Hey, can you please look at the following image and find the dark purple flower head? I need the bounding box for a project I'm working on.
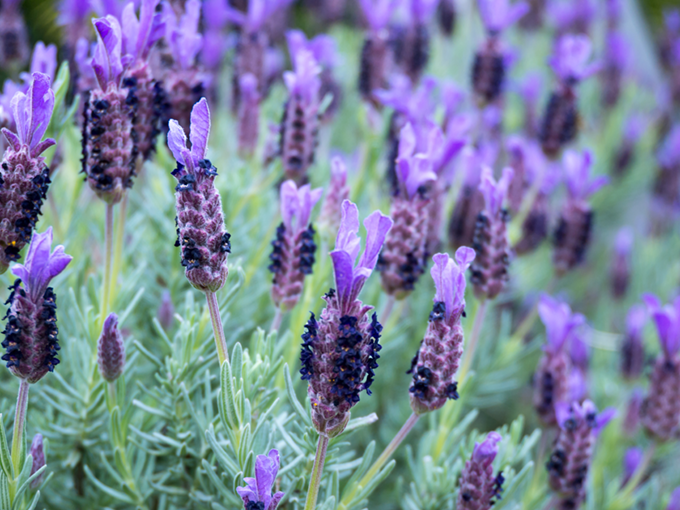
[236,449,284,510]
[121,0,165,64]
[280,181,323,234]
[431,248,475,323]
[623,447,643,485]
[29,433,46,489]
[549,34,600,84]
[569,333,589,370]
[358,0,395,31]
[287,30,337,69]
[2,73,55,158]
[622,114,646,144]
[669,488,680,510]
[165,0,202,70]
[642,294,680,360]
[538,294,585,354]
[472,431,502,464]
[562,149,608,201]
[478,0,529,34]
[657,125,680,169]
[91,16,127,89]
[605,31,629,70]
[395,123,438,198]
[331,200,392,313]
[478,166,513,217]
[224,0,293,33]
[98,313,126,382]
[11,228,72,301]
[555,400,616,434]
[626,304,647,339]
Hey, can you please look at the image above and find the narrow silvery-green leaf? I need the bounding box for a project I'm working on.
[0,472,10,510]
[205,426,239,475]
[12,464,45,510]
[84,466,135,503]
[284,364,312,427]
[220,361,239,430]
[231,342,243,384]
[0,416,13,479]
[352,460,396,504]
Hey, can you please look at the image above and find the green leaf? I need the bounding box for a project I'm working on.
[492,461,534,510]
[231,342,243,384]
[24,491,41,510]
[83,465,135,504]
[205,425,239,475]
[341,441,375,500]
[284,364,312,427]
[0,473,10,510]
[352,460,396,504]
[219,360,239,430]
[0,416,13,479]
[12,464,45,510]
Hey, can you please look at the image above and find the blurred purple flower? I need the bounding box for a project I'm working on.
[478,0,529,33]
[549,34,600,83]
[642,294,680,359]
[562,149,608,201]
[236,449,284,510]
[622,447,644,486]
[538,294,585,354]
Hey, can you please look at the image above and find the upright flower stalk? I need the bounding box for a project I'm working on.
[394,0,439,83]
[1,229,71,492]
[620,305,646,380]
[539,35,599,158]
[300,200,392,509]
[552,150,607,275]
[0,73,56,273]
[168,98,231,364]
[269,180,322,316]
[379,123,437,299]
[640,295,680,441]
[546,401,615,509]
[610,227,633,299]
[317,157,350,237]
[357,0,394,106]
[532,294,585,425]
[0,0,29,69]
[472,0,528,105]
[457,432,505,510]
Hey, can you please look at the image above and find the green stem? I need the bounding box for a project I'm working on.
[109,194,128,308]
[338,413,420,510]
[205,291,229,365]
[458,299,488,383]
[9,380,29,499]
[100,203,115,330]
[271,307,283,332]
[304,433,330,510]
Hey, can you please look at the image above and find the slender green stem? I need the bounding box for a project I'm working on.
[9,380,29,498]
[458,299,488,383]
[338,413,420,510]
[109,193,128,307]
[304,433,330,510]
[205,291,229,365]
[271,307,283,332]
[381,295,396,325]
[100,203,115,330]
[106,381,117,413]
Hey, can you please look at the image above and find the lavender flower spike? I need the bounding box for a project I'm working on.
[622,447,644,487]
[236,449,284,510]
[357,0,394,105]
[621,304,646,380]
[98,313,126,382]
[300,200,392,435]
[539,35,599,157]
[408,248,475,414]
[280,48,322,184]
[318,156,350,236]
[0,0,30,68]
[26,42,58,83]
[379,123,437,298]
[669,488,680,510]
[237,74,260,157]
[533,294,585,425]
[469,166,513,300]
[81,16,137,204]
[169,98,231,293]
[478,0,529,34]
[547,400,616,509]
[2,228,72,383]
[269,180,323,311]
[640,294,680,441]
[457,431,505,509]
[1,73,56,273]
[610,227,633,299]
[553,149,607,275]
[29,433,46,489]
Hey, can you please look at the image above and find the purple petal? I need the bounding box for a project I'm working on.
[26,73,55,150]
[270,491,284,510]
[623,447,644,482]
[29,42,58,82]
[279,180,299,231]
[594,407,617,434]
[254,450,279,503]
[668,487,680,510]
[331,250,355,310]
[472,431,502,463]
[92,16,124,87]
[189,98,210,162]
[642,293,662,311]
[136,0,162,61]
[31,138,56,158]
[554,401,572,429]
[2,128,21,151]
[236,478,258,504]
[398,123,417,160]
[167,119,188,165]
[121,2,140,58]
[298,186,323,228]
[430,253,454,313]
[357,210,393,274]
[335,200,361,262]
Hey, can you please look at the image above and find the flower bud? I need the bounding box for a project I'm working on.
[610,228,633,300]
[237,74,261,158]
[29,433,45,489]
[318,157,349,236]
[0,0,29,68]
[98,313,125,382]
[620,305,646,380]
[622,388,643,437]
[157,290,175,331]
[622,447,643,487]
[457,432,504,510]
[357,0,392,106]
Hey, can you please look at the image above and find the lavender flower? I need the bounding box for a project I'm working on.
[1,228,72,383]
[622,447,643,487]
[620,305,646,380]
[0,0,29,68]
[469,166,513,300]
[553,150,607,275]
[457,431,505,510]
[408,248,475,414]
[519,0,545,30]
[379,123,437,298]
[236,449,284,510]
[392,0,439,83]
[29,433,46,489]
[651,125,680,231]
[25,42,58,84]
[269,181,322,311]
[163,0,208,136]
[57,0,92,51]
[157,289,174,331]
[506,136,544,214]
[300,200,392,435]
[279,49,321,184]
[640,295,680,441]
[437,0,457,36]
[613,115,646,177]
[201,0,230,71]
[601,31,629,108]
[610,228,633,299]
[449,148,486,251]
[168,98,231,293]
[357,0,394,105]
[622,388,643,437]
[471,0,528,105]
[539,35,599,157]
[98,313,126,382]
[517,73,543,137]
[318,156,350,237]
[237,74,261,158]
[0,73,56,273]
[81,16,137,204]
[668,488,680,510]
[533,294,585,425]
[549,0,596,37]
[546,401,615,509]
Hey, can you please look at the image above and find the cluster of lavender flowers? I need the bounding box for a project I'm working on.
[2,0,680,509]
